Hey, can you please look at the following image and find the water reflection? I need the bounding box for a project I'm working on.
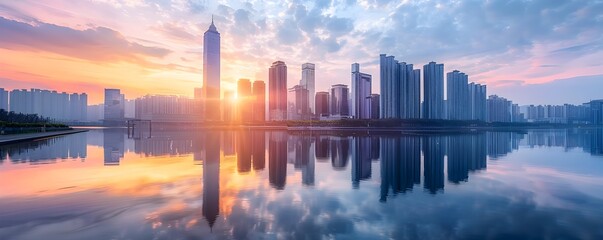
[1,128,602,239]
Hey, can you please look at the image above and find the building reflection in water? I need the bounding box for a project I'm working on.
[252,131,266,170]
[352,137,372,188]
[315,136,330,162]
[269,132,287,190]
[237,131,252,173]
[447,134,487,183]
[202,131,220,230]
[288,135,315,186]
[380,136,421,202]
[103,128,124,166]
[1,131,87,164]
[423,136,445,194]
[331,136,350,170]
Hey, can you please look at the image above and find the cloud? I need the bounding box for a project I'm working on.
[0,16,171,62]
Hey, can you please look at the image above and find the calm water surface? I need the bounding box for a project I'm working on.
[0,128,602,239]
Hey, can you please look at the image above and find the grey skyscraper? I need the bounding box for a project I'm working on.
[203,17,221,121]
[104,89,125,124]
[300,63,315,114]
[0,88,8,111]
[379,54,420,119]
[351,63,372,119]
[269,61,287,121]
[370,94,380,119]
[487,95,512,122]
[423,62,445,119]
[330,84,349,118]
[469,83,487,121]
[447,70,469,120]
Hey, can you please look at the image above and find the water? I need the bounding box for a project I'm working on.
[0,128,602,239]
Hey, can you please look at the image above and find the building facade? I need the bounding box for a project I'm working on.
[423,61,445,119]
[330,84,350,118]
[351,63,372,119]
[269,61,287,121]
[203,18,221,121]
[300,63,315,115]
[8,88,87,122]
[287,85,310,120]
[315,91,330,118]
[0,88,7,111]
[446,70,470,120]
[252,80,266,122]
[237,79,252,122]
[134,95,202,122]
[379,54,420,119]
[104,88,125,123]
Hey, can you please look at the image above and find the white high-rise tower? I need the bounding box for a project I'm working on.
[203,16,221,121]
[300,63,315,114]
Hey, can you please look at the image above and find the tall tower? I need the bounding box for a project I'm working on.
[203,16,221,121]
[269,61,287,121]
[300,63,315,114]
[423,62,444,119]
[351,63,372,119]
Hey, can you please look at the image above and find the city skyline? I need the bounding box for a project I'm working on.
[1,1,602,105]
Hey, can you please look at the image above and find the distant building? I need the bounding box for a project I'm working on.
[87,104,104,122]
[8,88,87,122]
[134,95,202,122]
[0,88,8,111]
[237,79,252,122]
[252,80,266,122]
[351,63,372,119]
[446,70,469,120]
[330,84,349,118]
[315,91,330,118]
[370,94,380,119]
[468,83,487,121]
[223,91,235,122]
[587,100,603,125]
[379,54,420,119]
[104,88,125,124]
[300,63,315,115]
[423,61,445,119]
[203,17,221,122]
[487,95,511,122]
[287,85,310,120]
[269,61,287,121]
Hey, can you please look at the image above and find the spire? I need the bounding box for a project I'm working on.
[208,15,217,32]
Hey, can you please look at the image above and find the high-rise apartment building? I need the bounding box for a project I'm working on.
[269,61,287,121]
[0,88,8,111]
[351,63,372,119]
[379,54,420,119]
[423,61,445,119]
[370,94,380,119]
[447,70,470,120]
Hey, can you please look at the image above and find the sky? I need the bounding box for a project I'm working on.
[0,0,602,105]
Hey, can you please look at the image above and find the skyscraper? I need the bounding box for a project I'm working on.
[315,91,330,118]
[0,88,8,111]
[104,89,125,125]
[487,95,512,122]
[330,84,349,118]
[447,70,469,120]
[269,61,287,121]
[287,85,310,120]
[237,78,252,122]
[300,63,315,115]
[423,61,445,119]
[370,94,380,119]
[203,17,221,121]
[469,83,487,121]
[351,63,372,119]
[379,54,420,119]
[252,80,266,122]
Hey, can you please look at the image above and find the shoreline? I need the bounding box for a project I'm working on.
[0,129,89,145]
